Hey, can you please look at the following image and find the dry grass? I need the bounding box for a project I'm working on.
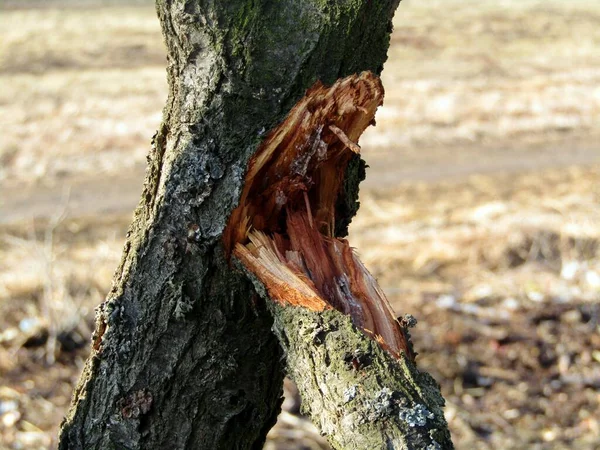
[0,215,124,355]
[352,165,600,304]
[0,215,125,448]
[0,5,166,186]
[364,0,600,151]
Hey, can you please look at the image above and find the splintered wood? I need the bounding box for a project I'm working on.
[225,72,413,360]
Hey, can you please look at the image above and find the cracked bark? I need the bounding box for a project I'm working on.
[59,0,452,449]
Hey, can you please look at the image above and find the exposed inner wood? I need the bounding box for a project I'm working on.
[225,72,413,360]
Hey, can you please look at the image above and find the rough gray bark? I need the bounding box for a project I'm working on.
[269,305,452,449]
[59,0,452,449]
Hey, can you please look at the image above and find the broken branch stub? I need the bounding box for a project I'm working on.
[225,72,414,360]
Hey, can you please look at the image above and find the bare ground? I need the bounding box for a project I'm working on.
[1,1,599,449]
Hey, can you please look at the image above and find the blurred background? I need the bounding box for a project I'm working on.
[1,0,599,448]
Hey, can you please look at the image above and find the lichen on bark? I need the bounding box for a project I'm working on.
[271,306,453,450]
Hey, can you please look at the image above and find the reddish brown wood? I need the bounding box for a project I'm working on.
[225,72,414,360]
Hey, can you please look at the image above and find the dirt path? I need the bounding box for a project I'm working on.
[2,137,598,225]
[362,137,600,184]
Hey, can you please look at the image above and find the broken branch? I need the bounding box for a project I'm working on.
[225,72,413,360]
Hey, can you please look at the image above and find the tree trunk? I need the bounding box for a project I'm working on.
[59,1,452,449]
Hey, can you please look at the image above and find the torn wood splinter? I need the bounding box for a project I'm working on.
[224,72,414,360]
